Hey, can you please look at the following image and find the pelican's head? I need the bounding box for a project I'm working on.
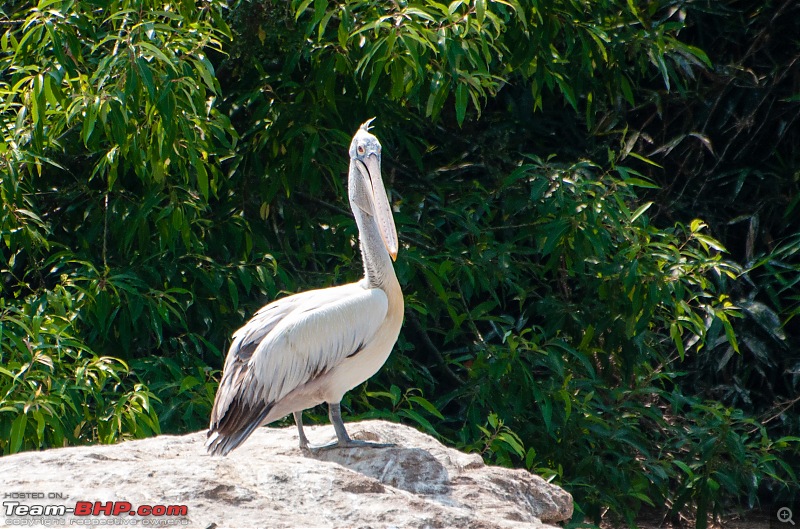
[348,118,398,261]
[349,118,381,159]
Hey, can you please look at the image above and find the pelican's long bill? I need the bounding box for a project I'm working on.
[359,154,398,261]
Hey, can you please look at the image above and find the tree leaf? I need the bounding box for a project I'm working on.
[10,413,27,454]
[455,82,468,126]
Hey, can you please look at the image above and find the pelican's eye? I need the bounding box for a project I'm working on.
[357,145,365,155]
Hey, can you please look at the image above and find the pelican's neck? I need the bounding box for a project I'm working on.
[347,162,397,290]
[353,205,397,290]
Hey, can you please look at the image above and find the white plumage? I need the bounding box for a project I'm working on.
[206,120,403,455]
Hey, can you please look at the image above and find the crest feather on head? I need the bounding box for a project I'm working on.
[359,118,376,132]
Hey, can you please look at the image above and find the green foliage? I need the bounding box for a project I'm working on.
[0,286,159,454]
[1,0,798,527]
[289,0,710,124]
[663,402,799,529]
[130,356,218,432]
[352,384,446,438]
[2,0,233,185]
[0,0,249,441]
[371,139,794,524]
[598,4,800,518]
[464,412,526,469]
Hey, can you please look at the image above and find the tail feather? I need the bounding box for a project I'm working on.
[206,400,271,456]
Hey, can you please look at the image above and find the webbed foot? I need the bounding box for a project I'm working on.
[305,439,395,453]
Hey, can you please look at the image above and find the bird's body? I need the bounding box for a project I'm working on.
[206,120,402,456]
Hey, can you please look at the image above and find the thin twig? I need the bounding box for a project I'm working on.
[407,312,465,386]
[757,394,800,431]
[295,191,351,218]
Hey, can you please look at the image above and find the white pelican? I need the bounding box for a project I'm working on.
[206,119,403,455]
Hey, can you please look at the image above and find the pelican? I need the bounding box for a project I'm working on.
[206,119,403,456]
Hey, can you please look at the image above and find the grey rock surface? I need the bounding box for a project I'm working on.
[0,420,572,528]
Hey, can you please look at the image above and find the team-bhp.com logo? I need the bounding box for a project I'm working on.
[4,497,189,526]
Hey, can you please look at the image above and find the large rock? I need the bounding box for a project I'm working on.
[0,420,573,528]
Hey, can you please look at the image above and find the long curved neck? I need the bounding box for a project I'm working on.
[348,163,398,291]
[353,205,397,290]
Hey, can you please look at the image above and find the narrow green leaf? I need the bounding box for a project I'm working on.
[137,41,174,68]
[34,410,45,445]
[294,0,314,20]
[670,323,685,360]
[498,432,525,457]
[475,0,485,23]
[337,17,348,48]
[448,0,464,16]
[398,409,438,436]
[179,376,200,393]
[83,100,97,147]
[540,397,552,432]
[619,75,635,105]
[10,413,27,454]
[1,28,9,51]
[673,460,694,477]
[227,278,239,311]
[192,56,218,93]
[694,234,727,252]
[622,177,660,189]
[630,201,653,223]
[196,162,209,201]
[655,52,670,91]
[312,0,327,27]
[525,447,537,469]
[408,396,445,419]
[554,75,578,111]
[719,313,740,354]
[136,57,156,99]
[626,152,663,168]
[455,82,468,126]
[366,59,384,102]
[682,43,712,68]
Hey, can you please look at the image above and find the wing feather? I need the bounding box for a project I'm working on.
[252,285,387,403]
[206,283,388,455]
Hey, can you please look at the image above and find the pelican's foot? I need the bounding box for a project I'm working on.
[299,402,396,453]
[304,439,396,453]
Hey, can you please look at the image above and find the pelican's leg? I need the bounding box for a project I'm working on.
[307,402,395,452]
[329,402,354,444]
[294,411,310,450]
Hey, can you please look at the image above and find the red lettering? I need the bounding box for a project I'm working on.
[74,501,188,518]
[166,505,188,516]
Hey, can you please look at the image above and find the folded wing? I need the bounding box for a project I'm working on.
[206,283,388,454]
